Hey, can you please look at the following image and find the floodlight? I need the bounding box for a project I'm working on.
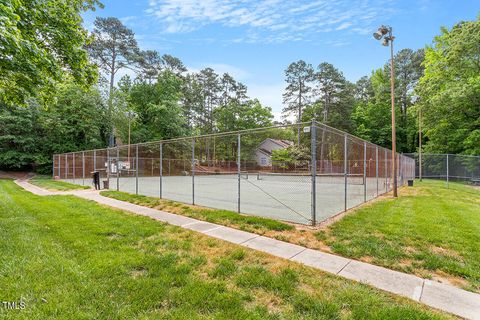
[373,31,383,40]
[382,38,389,46]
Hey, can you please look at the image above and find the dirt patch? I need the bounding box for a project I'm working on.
[431,271,469,289]
[0,171,32,179]
[430,245,463,260]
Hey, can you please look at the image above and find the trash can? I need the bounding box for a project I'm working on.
[92,171,100,190]
[103,180,109,190]
[407,180,414,187]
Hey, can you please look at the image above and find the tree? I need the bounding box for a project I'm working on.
[282,60,315,145]
[416,18,480,154]
[137,50,163,83]
[161,54,187,76]
[196,68,221,133]
[352,68,405,150]
[0,82,109,172]
[214,99,273,132]
[126,70,187,142]
[88,17,140,146]
[310,62,354,131]
[0,0,101,105]
[88,17,139,97]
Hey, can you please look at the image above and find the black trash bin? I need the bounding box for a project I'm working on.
[103,180,109,189]
[407,180,414,187]
[92,171,100,190]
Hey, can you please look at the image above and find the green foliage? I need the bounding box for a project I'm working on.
[124,70,187,143]
[271,145,310,169]
[416,17,480,154]
[0,82,109,172]
[282,60,315,122]
[214,99,273,132]
[0,0,101,105]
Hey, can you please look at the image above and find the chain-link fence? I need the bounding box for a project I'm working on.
[405,153,480,186]
[53,122,415,225]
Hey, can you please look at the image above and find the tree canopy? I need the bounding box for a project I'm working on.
[0,0,101,105]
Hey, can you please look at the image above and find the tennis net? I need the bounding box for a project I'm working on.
[256,172,365,185]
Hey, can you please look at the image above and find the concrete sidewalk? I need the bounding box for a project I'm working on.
[15,180,480,320]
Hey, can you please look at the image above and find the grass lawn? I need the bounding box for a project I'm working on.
[29,176,90,191]
[318,180,480,293]
[101,190,294,232]
[0,179,450,319]
[100,180,480,293]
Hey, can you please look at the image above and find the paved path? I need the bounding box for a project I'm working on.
[15,180,480,320]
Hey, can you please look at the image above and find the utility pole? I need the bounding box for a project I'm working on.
[373,25,397,197]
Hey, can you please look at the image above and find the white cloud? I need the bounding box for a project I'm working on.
[336,22,352,31]
[187,63,250,80]
[146,0,394,43]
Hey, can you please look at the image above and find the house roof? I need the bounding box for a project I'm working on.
[257,148,272,156]
[270,139,294,148]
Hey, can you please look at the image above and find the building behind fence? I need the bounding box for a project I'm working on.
[53,122,415,225]
[405,153,480,186]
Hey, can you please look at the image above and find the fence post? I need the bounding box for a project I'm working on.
[82,151,85,186]
[73,153,76,184]
[58,155,61,178]
[93,149,97,174]
[116,147,119,191]
[52,155,54,178]
[135,145,139,195]
[237,134,241,213]
[384,149,388,192]
[375,146,379,196]
[311,122,317,225]
[65,154,68,180]
[446,154,449,188]
[192,139,195,205]
[159,143,163,198]
[106,149,110,188]
[363,141,367,202]
[344,134,348,211]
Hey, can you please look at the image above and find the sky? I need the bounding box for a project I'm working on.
[83,0,479,120]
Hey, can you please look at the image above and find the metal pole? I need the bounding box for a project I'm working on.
[446,154,449,188]
[237,134,241,213]
[58,155,61,178]
[116,147,119,191]
[135,145,139,195]
[106,149,110,188]
[73,153,76,184]
[93,149,97,174]
[389,29,398,197]
[82,151,85,186]
[65,154,68,180]
[363,142,367,202]
[385,149,388,192]
[311,123,317,225]
[419,105,422,181]
[159,143,163,198]
[192,139,195,205]
[344,134,348,211]
[52,155,54,178]
[376,146,379,196]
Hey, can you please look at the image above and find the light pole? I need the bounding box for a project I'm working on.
[373,25,397,197]
[418,105,422,182]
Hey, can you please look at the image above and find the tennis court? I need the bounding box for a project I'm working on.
[56,122,414,225]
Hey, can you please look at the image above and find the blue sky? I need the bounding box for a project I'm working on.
[83,0,479,119]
